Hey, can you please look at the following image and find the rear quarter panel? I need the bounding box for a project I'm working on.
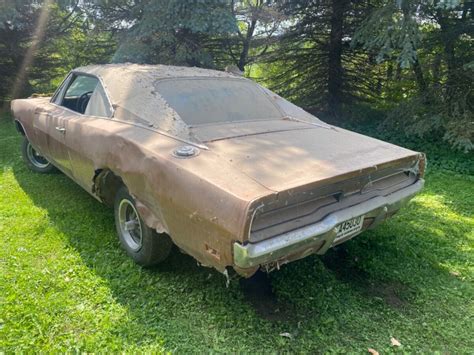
[64,117,271,272]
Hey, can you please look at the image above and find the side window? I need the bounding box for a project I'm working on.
[51,74,71,105]
[59,74,99,114]
[83,83,113,117]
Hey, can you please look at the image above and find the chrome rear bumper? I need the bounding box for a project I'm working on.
[233,179,424,269]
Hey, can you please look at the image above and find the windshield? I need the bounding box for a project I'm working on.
[155,78,284,126]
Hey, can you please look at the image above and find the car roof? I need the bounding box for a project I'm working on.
[69,64,247,143]
[68,64,327,147]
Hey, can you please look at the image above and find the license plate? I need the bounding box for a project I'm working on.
[335,215,364,238]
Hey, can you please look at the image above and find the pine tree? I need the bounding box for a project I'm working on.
[261,0,374,118]
[94,0,237,68]
[353,0,473,151]
[214,0,286,71]
[0,1,114,106]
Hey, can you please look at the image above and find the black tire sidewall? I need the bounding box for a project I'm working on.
[21,138,55,173]
[114,186,172,266]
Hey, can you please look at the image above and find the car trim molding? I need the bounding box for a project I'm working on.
[47,102,209,150]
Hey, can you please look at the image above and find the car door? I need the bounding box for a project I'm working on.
[60,74,114,192]
[32,108,53,159]
[49,74,100,177]
[29,75,72,161]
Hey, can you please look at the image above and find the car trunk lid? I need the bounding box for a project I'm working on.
[206,123,421,193]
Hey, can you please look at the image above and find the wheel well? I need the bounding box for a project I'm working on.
[92,169,124,207]
[15,120,26,136]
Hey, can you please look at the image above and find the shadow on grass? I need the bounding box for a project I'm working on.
[11,159,471,349]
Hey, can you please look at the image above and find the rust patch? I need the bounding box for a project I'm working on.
[205,243,221,260]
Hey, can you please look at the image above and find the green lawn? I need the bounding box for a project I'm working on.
[1,117,473,353]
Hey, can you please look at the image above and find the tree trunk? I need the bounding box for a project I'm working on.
[412,56,427,93]
[432,54,442,88]
[437,9,458,102]
[327,0,348,117]
[237,18,257,72]
[395,62,402,81]
[442,30,456,101]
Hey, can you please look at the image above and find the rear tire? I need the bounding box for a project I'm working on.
[21,138,55,173]
[114,186,172,266]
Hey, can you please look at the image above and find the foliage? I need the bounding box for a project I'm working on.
[0,0,472,150]
[92,0,237,67]
[383,85,474,153]
[215,0,286,71]
[258,0,384,117]
[352,0,473,151]
[0,1,55,102]
[339,113,474,175]
[0,0,115,104]
[1,117,473,352]
[352,2,422,69]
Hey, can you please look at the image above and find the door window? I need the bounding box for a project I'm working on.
[59,75,99,114]
[55,74,112,117]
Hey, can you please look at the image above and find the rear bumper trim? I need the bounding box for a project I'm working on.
[233,179,424,269]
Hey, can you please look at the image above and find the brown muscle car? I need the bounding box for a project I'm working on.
[11,64,425,277]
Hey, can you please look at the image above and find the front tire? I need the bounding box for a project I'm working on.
[21,138,55,173]
[114,186,172,266]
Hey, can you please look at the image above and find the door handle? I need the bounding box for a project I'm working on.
[55,126,66,133]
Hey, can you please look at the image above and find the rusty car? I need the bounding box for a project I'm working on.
[11,64,425,277]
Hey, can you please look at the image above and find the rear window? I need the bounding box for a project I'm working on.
[155,78,283,125]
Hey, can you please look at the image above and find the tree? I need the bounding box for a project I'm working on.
[93,0,238,68]
[0,0,55,104]
[259,0,374,118]
[353,0,473,151]
[217,0,286,72]
[0,0,114,108]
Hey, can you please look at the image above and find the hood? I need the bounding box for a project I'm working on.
[207,125,420,192]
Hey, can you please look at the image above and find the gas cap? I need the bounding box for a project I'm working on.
[173,145,199,158]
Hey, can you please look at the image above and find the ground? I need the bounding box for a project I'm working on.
[0,117,473,353]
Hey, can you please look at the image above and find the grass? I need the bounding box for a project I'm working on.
[0,116,473,353]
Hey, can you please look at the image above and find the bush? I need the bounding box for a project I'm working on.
[341,120,474,176]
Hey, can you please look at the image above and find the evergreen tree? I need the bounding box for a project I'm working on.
[261,0,374,118]
[215,0,286,71]
[353,0,473,151]
[94,0,237,68]
[0,0,114,106]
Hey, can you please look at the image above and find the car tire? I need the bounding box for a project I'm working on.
[114,186,172,266]
[21,137,55,173]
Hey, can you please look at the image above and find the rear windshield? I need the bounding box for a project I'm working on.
[155,78,283,125]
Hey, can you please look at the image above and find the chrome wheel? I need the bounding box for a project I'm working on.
[26,142,50,169]
[118,199,143,252]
